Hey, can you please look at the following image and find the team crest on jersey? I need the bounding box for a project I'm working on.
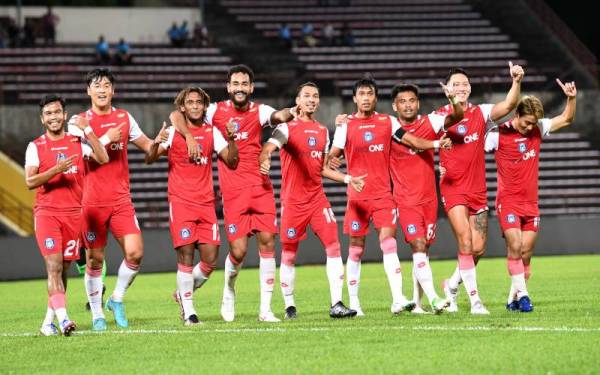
[518,143,527,153]
[45,237,55,249]
[407,224,417,235]
[56,152,67,162]
[351,221,360,232]
[363,132,373,142]
[307,137,317,148]
[457,125,467,135]
[507,214,516,224]
[287,228,296,239]
[231,121,241,132]
[228,224,237,234]
[86,231,96,242]
[180,228,191,239]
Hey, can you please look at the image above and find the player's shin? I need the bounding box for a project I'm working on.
[412,252,439,304]
[193,262,215,290]
[259,248,276,314]
[85,266,105,320]
[224,253,242,290]
[346,245,364,309]
[177,263,195,319]
[43,299,56,326]
[458,253,481,306]
[111,260,140,302]
[381,237,405,304]
[325,242,344,305]
[507,257,528,299]
[49,291,69,323]
[280,242,298,308]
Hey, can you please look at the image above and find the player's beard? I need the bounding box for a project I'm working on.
[45,121,65,136]
[230,90,250,108]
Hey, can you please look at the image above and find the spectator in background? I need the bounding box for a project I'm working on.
[322,22,335,46]
[41,6,59,46]
[193,22,210,47]
[6,18,20,47]
[279,23,292,48]
[114,38,132,65]
[342,22,355,47]
[168,22,179,46]
[302,22,317,47]
[178,21,189,47]
[95,35,110,64]
[23,19,36,47]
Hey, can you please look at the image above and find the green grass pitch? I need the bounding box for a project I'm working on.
[1,255,599,374]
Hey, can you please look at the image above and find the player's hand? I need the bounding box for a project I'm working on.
[439,165,446,177]
[334,114,349,127]
[154,122,169,144]
[440,81,457,102]
[327,155,343,170]
[54,154,78,173]
[259,154,271,175]
[556,78,577,97]
[105,123,124,143]
[225,119,236,140]
[509,61,524,83]
[185,133,199,159]
[70,115,90,131]
[290,105,299,119]
[439,133,452,150]
[350,173,367,193]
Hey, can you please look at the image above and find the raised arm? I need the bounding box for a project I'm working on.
[145,122,169,164]
[490,61,525,121]
[549,79,577,132]
[218,120,239,169]
[70,115,108,164]
[269,106,297,125]
[439,82,464,130]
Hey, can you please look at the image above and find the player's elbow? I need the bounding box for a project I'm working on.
[25,179,37,190]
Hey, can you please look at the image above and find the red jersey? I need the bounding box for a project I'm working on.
[268,118,329,204]
[205,100,276,194]
[436,103,493,195]
[332,113,400,200]
[485,118,551,207]
[391,113,445,206]
[161,125,228,205]
[69,108,144,207]
[25,133,91,215]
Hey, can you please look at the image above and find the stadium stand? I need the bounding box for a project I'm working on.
[0,45,267,103]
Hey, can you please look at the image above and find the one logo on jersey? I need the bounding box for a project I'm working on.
[287,228,296,239]
[522,149,537,161]
[507,214,517,224]
[307,137,317,148]
[457,125,467,135]
[518,143,527,153]
[363,131,373,142]
[228,224,237,234]
[45,238,55,249]
[407,224,417,235]
[180,228,191,239]
[351,221,360,232]
[110,142,125,151]
[86,231,96,242]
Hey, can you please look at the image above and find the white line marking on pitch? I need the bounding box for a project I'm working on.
[2,325,600,338]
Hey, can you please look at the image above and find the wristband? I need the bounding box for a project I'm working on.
[344,174,352,184]
[99,135,111,146]
[433,140,440,150]
[84,126,93,136]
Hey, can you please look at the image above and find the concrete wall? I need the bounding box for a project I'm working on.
[0,6,200,43]
[1,216,598,281]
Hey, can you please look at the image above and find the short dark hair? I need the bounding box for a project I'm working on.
[391,83,419,100]
[39,94,66,114]
[86,68,115,86]
[296,81,319,96]
[227,64,254,83]
[444,67,469,84]
[352,75,378,96]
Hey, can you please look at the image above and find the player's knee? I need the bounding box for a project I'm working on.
[348,245,364,261]
[379,236,397,254]
[410,238,427,253]
[258,247,275,259]
[46,260,63,276]
[325,242,341,258]
[458,234,473,254]
[126,250,143,265]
